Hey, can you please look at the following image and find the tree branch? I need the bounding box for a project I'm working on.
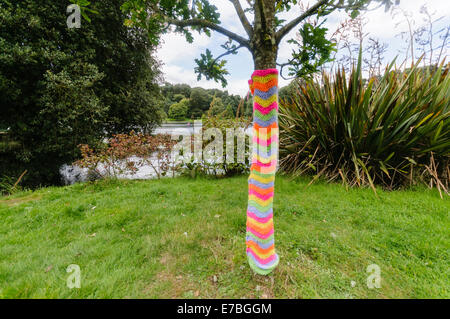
[275,0,330,44]
[212,45,244,69]
[166,17,251,49]
[229,0,253,38]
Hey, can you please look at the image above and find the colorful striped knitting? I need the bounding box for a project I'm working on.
[246,68,279,275]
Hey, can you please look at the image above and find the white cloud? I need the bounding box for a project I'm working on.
[157,0,450,95]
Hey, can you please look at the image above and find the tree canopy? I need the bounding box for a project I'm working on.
[0,0,161,186]
[121,0,398,85]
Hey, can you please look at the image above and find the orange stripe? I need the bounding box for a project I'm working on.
[247,219,273,234]
[251,163,277,173]
[249,184,274,195]
[251,79,278,92]
[246,240,275,255]
[254,122,278,131]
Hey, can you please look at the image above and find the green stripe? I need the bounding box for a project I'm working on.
[248,200,273,212]
[246,231,274,244]
[247,255,279,275]
[254,109,277,121]
[251,170,276,179]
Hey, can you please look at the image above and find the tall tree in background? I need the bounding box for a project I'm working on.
[120,0,396,275]
[0,0,161,186]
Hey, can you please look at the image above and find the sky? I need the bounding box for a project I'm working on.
[156,0,450,96]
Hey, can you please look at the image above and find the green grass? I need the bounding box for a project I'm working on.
[0,176,448,298]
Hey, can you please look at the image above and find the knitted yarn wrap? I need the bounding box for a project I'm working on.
[246,68,279,275]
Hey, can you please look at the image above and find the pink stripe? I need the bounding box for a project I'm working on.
[248,189,274,200]
[246,247,277,264]
[251,159,277,168]
[252,135,278,146]
[247,212,273,223]
[246,227,274,239]
[254,101,278,114]
[252,69,279,77]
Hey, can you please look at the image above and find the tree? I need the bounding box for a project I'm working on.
[190,87,212,117]
[120,0,396,276]
[0,0,161,186]
[121,0,396,82]
[168,98,190,120]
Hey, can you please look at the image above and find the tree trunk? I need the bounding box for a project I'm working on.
[246,67,280,275]
[252,46,278,70]
[251,0,278,70]
[246,2,280,274]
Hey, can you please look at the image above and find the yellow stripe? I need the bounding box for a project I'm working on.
[247,245,275,259]
[253,128,279,139]
[252,74,278,83]
[247,216,273,229]
[249,173,275,184]
[254,94,278,108]
[252,153,277,163]
[249,195,273,206]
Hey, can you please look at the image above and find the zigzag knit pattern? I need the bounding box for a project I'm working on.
[246,68,279,275]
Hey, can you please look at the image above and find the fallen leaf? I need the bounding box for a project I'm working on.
[88,233,96,237]
[45,265,53,273]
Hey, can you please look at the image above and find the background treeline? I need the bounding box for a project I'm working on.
[158,83,252,121]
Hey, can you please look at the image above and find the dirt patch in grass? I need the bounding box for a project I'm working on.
[0,194,42,207]
[144,253,202,298]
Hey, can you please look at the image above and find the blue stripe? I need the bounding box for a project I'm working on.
[246,237,275,249]
[254,116,277,127]
[248,179,274,188]
[254,86,278,100]
[247,205,273,216]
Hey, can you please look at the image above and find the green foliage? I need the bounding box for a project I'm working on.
[284,22,336,78]
[182,113,251,177]
[279,55,450,191]
[168,98,190,120]
[0,0,161,187]
[121,0,397,84]
[69,0,99,22]
[189,87,211,117]
[194,49,229,87]
[159,83,244,120]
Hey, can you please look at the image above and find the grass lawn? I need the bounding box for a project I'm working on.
[0,176,448,298]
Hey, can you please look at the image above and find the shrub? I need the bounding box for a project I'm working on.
[179,114,251,177]
[168,99,190,120]
[279,56,449,194]
[75,132,177,180]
